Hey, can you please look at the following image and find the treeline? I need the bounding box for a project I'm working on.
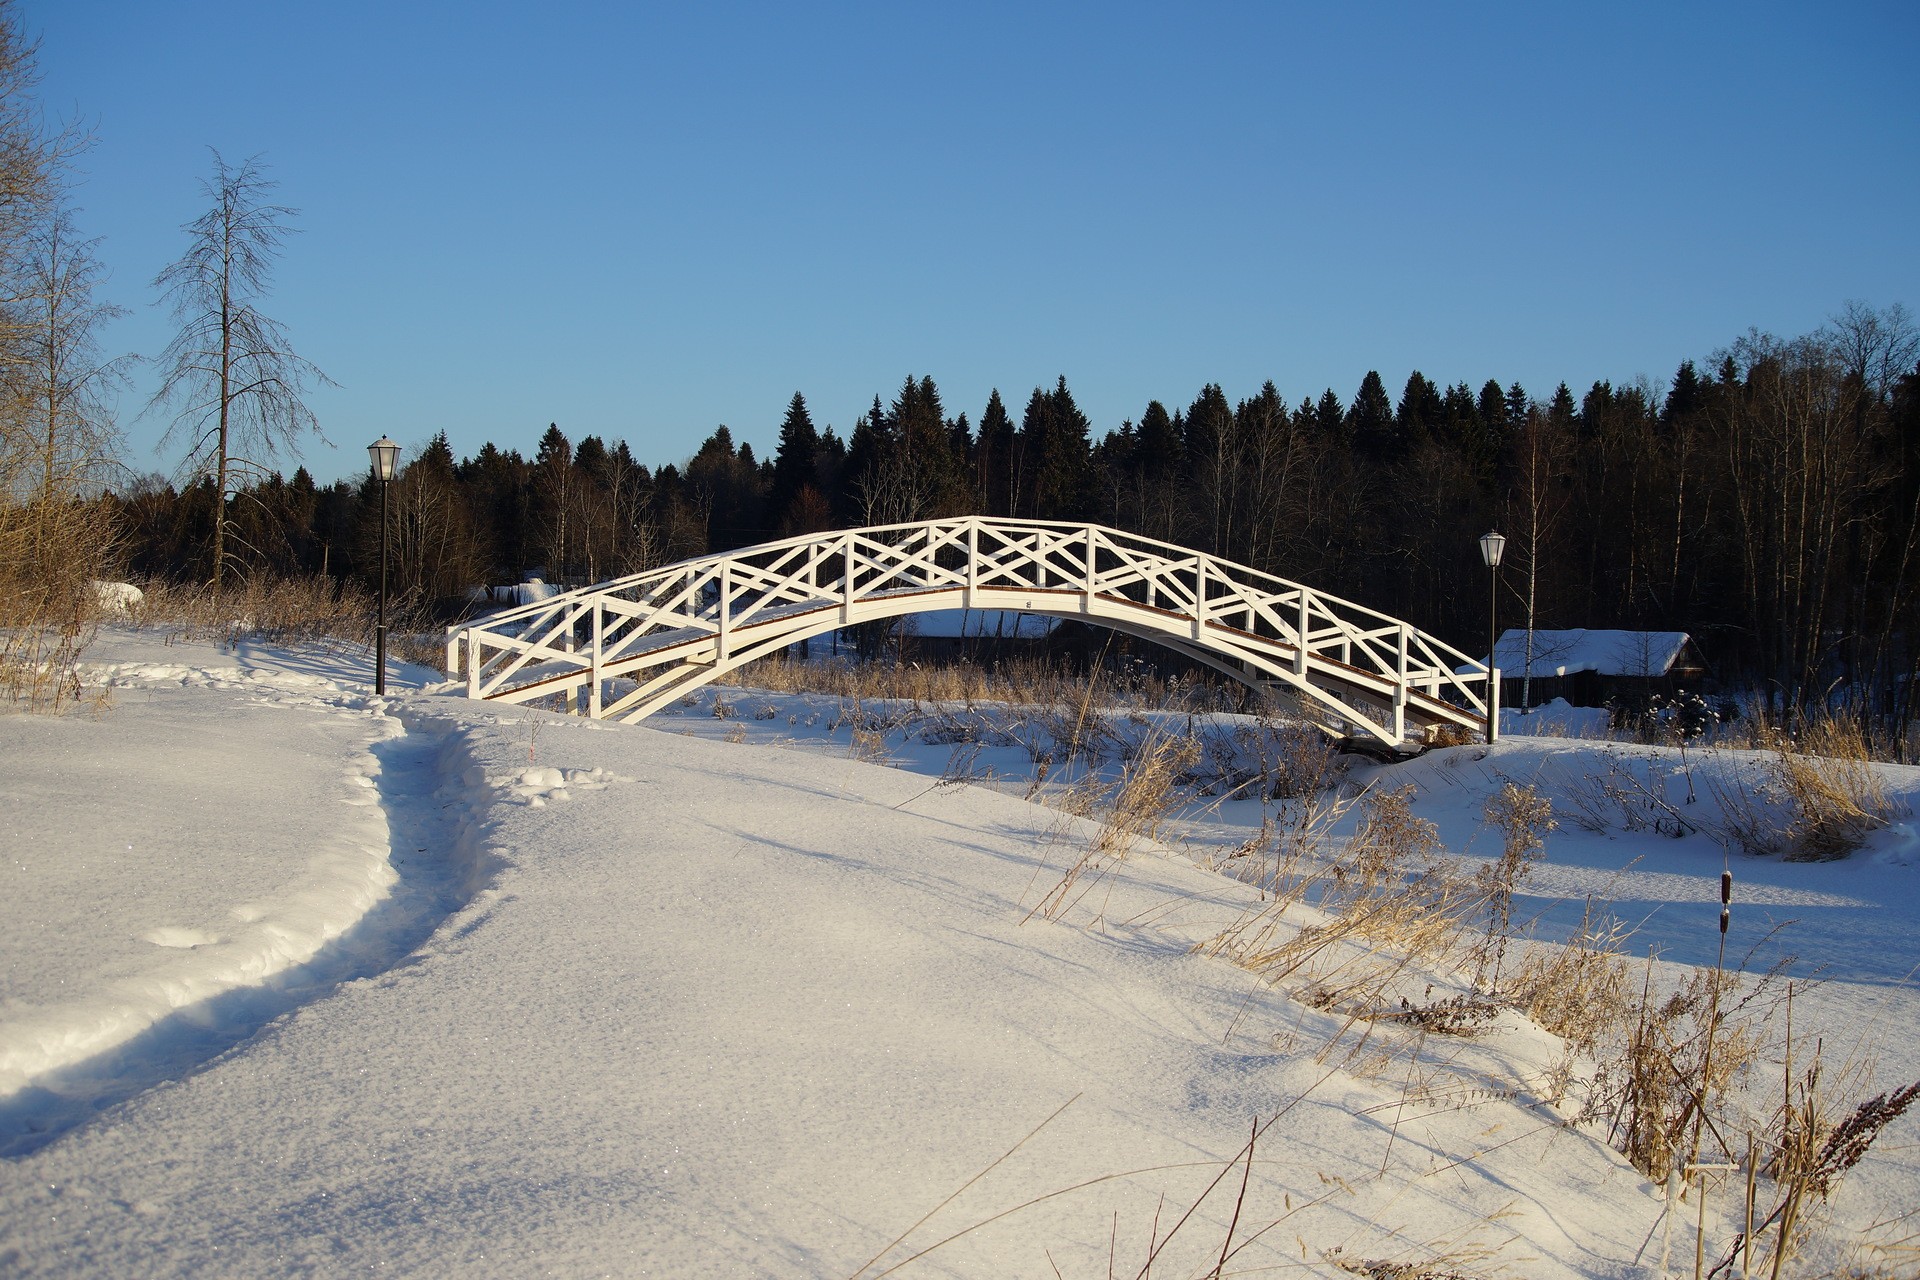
[109,304,1920,727]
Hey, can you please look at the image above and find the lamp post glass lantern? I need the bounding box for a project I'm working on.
[1479,530,1505,742]
[369,438,401,694]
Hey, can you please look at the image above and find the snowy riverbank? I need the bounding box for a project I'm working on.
[0,629,1914,1277]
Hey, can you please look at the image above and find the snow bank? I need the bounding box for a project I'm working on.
[0,634,466,1133]
[88,581,143,617]
[1501,696,1613,737]
[0,689,400,1099]
[0,643,1669,1277]
[2,635,1916,1276]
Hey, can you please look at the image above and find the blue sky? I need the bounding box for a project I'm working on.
[31,1,1920,483]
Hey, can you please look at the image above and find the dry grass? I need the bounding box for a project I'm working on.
[1562,750,1702,840]
[131,572,384,647]
[721,652,1228,719]
[1025,722,1202,923]
[1715,998,1920,1279]
[1504,902,1636,1056]
[1091,723,1201,856]
[1198,785,1486,1020]
[1475,783,1555,993]
[1601,960,1765,1182]
[0,494,120,713]
[1709,715,1900,861]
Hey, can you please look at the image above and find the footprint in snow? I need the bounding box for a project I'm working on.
[143,926,222,949]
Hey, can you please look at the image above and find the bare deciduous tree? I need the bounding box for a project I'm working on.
[0,3,125,708]
[150,151,331,590]
[13,208,127,536]
[1506,399,1574,710]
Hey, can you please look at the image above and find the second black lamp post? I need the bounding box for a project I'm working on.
[368,437,401,695]
[1478,530,1505,743]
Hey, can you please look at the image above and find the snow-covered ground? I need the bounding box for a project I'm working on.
[1,630,1915,1277]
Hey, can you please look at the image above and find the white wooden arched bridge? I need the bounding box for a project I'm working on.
[444,517,1499,748]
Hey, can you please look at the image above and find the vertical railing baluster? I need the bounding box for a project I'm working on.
[1193,557,1206,640]
[562,606,578,715]
[1084,526,1096,600]
[1394,623,1409,743]
[590,598,603,718]
[966,518,978,608]
[843,537,855,625]
[1295,591,1309,675]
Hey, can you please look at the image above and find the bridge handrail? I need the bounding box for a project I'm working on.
[444,516,1496,743]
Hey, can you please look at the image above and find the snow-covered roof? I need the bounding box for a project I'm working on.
[1481,628,1697,678]
[468,579,562,606]
[904,609,1057,640]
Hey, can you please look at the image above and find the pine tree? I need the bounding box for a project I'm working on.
[976,390,1016,516]
[1019,377,1093,519]
[1347,370,1395,456]
[1504,382,1531,436]
[1663,361,1704,422]
[533,423,574,580]
[1313,389,1345,438]
[1394,371,1443,448]
[767,391,820,534]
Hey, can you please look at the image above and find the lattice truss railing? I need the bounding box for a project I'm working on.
[445,517,1498,745]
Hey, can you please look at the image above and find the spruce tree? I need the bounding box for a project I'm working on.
[1394,371,1443,447]
[976,390,1016,516]
[1504,382,1531,435]
[1313,389,1345,438]
[767,391,820,533]
[1347,371,1395,456]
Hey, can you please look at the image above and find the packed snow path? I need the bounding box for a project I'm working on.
[0,636,481,1156]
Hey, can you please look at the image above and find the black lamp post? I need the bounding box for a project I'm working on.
[368,437,400,695]
[1478,530,1505,743]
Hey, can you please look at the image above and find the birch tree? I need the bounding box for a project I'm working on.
[150,151,330,590]
[1506,393,1574,710]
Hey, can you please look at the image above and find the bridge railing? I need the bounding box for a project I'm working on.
[446,517,1496,741]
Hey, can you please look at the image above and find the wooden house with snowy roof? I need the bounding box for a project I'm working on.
[1483,629,1708,709]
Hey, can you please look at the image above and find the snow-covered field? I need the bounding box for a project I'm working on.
[1,630,1915,1278]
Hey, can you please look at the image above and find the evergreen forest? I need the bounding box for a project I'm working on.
[106,309,1920,733]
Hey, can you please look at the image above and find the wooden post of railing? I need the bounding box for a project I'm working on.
[1488,665,1501,743]
[1082,526,1096,612]
[1192,558,1207,640]
[589,598,603,718]
[843,537,855,625]
[1393,624,1409,743]
[717,561,731,663]
[1294,591,1309,675]
[445,628,460,679]
[965,519,978,608]
[562,609,578,715]
[466,631,480,700]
